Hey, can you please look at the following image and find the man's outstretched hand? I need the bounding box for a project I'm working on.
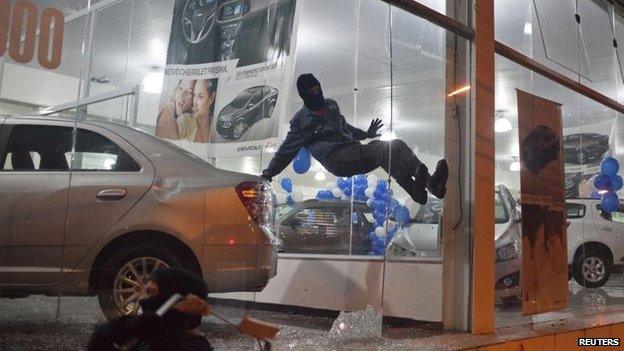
[367,118,384,138]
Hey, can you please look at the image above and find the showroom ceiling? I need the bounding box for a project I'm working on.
[7,0,624,167]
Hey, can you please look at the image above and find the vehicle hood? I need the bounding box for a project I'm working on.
[219,105,244,122]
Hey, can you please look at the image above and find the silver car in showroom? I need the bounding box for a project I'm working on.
[0,116,279,319]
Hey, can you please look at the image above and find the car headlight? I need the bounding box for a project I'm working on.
[221,119,232,128]
[496,243,518,262]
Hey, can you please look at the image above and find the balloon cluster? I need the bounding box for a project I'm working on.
[315,173,420,255]
[279,177,303,204]
[594,157,622,212]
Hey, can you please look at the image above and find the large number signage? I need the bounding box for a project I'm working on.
[0,0,64,69]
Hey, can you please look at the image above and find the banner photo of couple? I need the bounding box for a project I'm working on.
[155,0,299,158]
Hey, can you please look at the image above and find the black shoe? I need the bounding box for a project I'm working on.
[409,164,429,205]
[427,159,448,199]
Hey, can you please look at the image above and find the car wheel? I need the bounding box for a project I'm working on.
[96,244,191,321]
[577,150,588,165]
[230,120,248,140]
[573,246,612,288]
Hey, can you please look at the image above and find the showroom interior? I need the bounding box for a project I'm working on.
[2,0,624,349]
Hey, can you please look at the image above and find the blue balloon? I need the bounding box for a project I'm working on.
[293,148,312,174]
[343,186,352,197]
[316,190,328,200]
[287,195,294,204]
[612,175,624,191]
[376,179,389,190]
[602,191,619,212]
[389,198,400,212]
[394,206,411,223]
[368,231,378,242]
[374,189,387,200]
[373,210,386,224]
[354,184,366,195]
[280,178,292,193]
[374,199,387,212]
[595,174,613,191]
[337,177,349,189]
[354,175,368,187]
[372,238,386,253]
[601,157,620,176]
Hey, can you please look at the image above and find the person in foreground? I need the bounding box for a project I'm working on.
[88,267,213,351]
[261,73,448,205]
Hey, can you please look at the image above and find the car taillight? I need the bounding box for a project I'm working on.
[236,181,275,228]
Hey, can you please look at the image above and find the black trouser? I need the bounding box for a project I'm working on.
[327,140,427,194]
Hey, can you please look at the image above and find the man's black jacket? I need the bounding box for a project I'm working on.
[262,99,369,179]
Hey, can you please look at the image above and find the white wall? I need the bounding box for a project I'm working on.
[214,256,443,321]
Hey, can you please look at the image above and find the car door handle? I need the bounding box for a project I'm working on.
[96,189,127,201]
[602,226,613,232]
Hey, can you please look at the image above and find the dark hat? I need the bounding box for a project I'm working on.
[297,73,320,99]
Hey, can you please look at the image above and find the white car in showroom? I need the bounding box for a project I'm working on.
[566,198,624,288]
[388,184,523,303]
[390,187,624,304]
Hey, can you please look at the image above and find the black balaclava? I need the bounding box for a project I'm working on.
[139,267,208,330]
[297,73,325,111]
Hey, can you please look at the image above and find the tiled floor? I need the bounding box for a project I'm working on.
[1,274,624,350]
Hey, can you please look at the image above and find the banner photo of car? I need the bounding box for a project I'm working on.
[155,0,299,157]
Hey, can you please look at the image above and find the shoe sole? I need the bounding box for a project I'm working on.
[431,160,448,199]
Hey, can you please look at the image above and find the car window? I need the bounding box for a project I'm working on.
[230,90,254,108]
[495,191,509,224]
[596,204,624,223]
[293,207,339,226]
[250,90,264,104]
[566,203,586,219]
[68,129,140,172]
[1,124,72,171]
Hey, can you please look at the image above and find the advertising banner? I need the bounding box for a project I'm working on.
[155,0,298,157]
[516,89,568,315]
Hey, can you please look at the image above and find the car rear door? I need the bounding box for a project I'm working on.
[62,125,155,271]
[0,121,73,285]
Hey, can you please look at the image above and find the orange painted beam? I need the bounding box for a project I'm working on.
[472,0,495,335]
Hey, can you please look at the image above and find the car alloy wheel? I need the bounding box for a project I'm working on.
[582,256,606,284]
[113,257,169,316]
[232,121,248,140]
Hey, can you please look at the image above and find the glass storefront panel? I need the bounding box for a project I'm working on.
[495,52,624,327]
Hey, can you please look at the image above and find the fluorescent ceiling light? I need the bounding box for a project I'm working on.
[142,69,164,94]
[447,85,470,97]
[315,171,326,181]
[510,161,520,172]
[524,22,532,35]
[495,118,513,133]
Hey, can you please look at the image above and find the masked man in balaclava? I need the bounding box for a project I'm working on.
[261,73,448,205]
[88,267,213,351]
